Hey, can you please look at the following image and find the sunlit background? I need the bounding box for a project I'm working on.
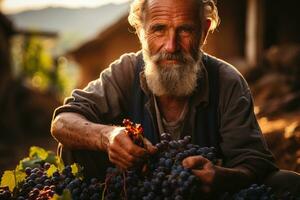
[0,0,299,174]
[2,0,129,14]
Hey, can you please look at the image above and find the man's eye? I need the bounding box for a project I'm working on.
[178,27,193,36]
[152,25,166,35]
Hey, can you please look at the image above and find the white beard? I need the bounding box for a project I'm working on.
[141,39,203,97]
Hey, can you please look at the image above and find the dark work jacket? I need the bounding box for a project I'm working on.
[57,52,278,182]
[59,53,222,180]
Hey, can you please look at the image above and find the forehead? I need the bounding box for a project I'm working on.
[145,0,200,23]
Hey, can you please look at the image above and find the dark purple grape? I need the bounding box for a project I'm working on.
[31,168,40,174]
[43,163,51,170]
[25,167,32,175]
[72,188,80,196]
[37,170,44,177]
[1,190,12,199]
[90,193,100,200]
[29,173,37,180]
[161,133,171,141]
[90,178,97,184]
[183,135,192,143]
[52,171,60,178]
[175,195,184,200]
[35,184,43,190]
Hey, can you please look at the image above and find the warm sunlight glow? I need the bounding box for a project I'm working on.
[2,0,130,14]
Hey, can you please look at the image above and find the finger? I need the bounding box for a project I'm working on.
[182,156,209,169]
[108,144,135,165]
[191,169,208,180]
[114,132,147,157]
[110,151,133,167]
[108,153,127,169]
[123,141,147,158]
[191,169,215,185]
[143,138,158,154]
[109,146,140,169]
[109,145,137,165]
[108,150,129,166]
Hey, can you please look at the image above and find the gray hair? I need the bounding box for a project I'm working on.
[128,0,220,33]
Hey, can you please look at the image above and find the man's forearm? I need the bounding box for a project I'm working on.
[214,165,255,193]
[51,112,112,151]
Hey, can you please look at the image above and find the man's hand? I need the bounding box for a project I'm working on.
[182,155,217,194]
[103,126,157,169]
[182,155,256,195]
[51,113,158,170]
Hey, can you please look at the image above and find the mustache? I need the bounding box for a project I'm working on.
[151,51,195,65]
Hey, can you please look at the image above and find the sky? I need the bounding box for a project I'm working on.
[1,0,130,14]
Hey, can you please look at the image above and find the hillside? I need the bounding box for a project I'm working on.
[8,2,130,53]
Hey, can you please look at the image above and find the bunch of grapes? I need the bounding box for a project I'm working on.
[226,184,299,200]
[103,119,218,200]
[1,119,299,200]
[0,163,103,200]
[231,184,276,200]
[0,187,12,200]
[103,120,300,200]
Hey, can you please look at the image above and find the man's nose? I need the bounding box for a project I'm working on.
[164,31,178,53]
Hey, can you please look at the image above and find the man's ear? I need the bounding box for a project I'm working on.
[136,29,141,39]
[205,19,212,34]
[137,28,146,41]
[202,19,211,44]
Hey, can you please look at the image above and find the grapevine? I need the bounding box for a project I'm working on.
[123,119,145,147]
[103,119,217,199]
[0,120,298,200]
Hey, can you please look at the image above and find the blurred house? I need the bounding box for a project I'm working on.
[67,15,140,88]
[0,10,62,172]
[0,11,60,142]
[67,0,300,88]
[0,12,14,81]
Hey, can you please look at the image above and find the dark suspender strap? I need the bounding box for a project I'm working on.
[130,52,144,124]
[195,55,222,156]
[130,53,158,144]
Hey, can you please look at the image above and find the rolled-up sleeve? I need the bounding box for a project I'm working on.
[219,65,278,181]
[53,52,137,123]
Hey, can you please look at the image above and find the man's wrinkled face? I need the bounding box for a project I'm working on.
[144,0,202,63]
[140,0,203,97]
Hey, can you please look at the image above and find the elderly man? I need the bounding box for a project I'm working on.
[51,0,300,197]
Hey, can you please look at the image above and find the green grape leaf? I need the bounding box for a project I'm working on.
[70,163,84,179]
[51,189,72,200]
[15,171,26,185]
[47,164,58,177]
[45,151,57,164]
[71,163,79,175]
[15,162,24,171]
[56,156,65,172]
[0,171,16,192]
[19,157,43,169]
[29,146,48,160]
[0,170,27,192]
